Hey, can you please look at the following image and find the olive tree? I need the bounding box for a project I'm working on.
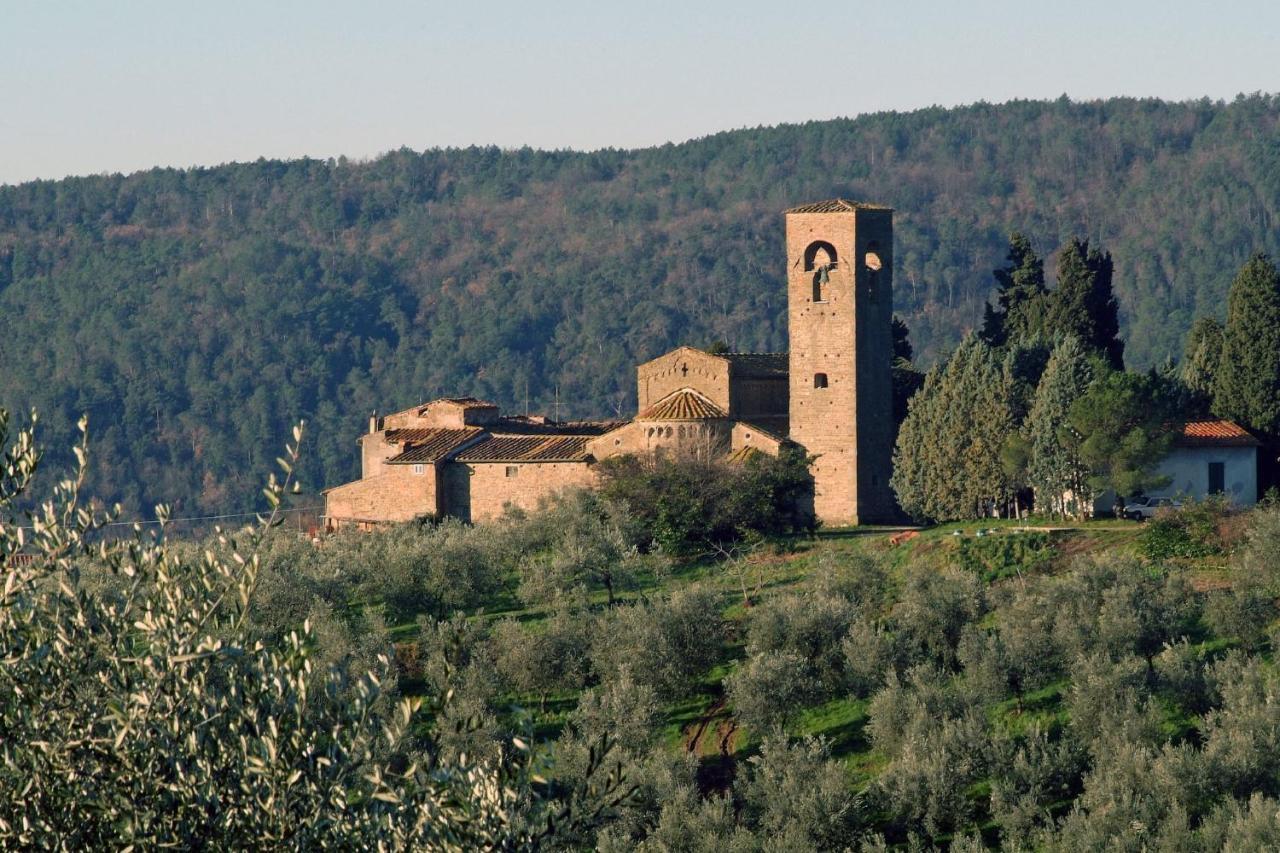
[0,411,627,849]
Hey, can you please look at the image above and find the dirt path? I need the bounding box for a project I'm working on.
[681,697,740,792]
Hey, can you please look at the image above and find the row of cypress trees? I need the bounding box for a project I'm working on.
[892,237,1280,522]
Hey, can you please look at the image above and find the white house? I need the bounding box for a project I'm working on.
[1080,418,1262,516]
[1157,419,1260,506]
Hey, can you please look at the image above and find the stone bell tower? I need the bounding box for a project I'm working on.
[786,199,895,526]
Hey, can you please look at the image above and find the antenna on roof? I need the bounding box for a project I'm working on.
[554,385,560,423]
[524,377,529,417]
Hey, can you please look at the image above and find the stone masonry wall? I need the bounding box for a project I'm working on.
[637,347,730,412]
[461,461,598,522]
[786,207,895,526]
[325,463,440,525]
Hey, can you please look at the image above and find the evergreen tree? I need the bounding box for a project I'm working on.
[1068,370,1177,510]
[892,315,914,363]
[1024,337,1096,518]
[1180,317,1224,408]
[891,315,924,431]
[1215,253,1280,437]
[891,336,1016,522]
[981,233,1048,347]
[1049,238,1124,368]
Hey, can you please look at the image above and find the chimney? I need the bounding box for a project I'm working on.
[369,412,379,434]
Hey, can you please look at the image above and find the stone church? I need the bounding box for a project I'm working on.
[323,199,895,528]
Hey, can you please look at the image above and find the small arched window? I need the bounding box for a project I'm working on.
[865,242,883,304]
[803,240,838,271]
[814,373,829,389]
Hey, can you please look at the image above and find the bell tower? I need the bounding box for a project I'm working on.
[786,199,895,526]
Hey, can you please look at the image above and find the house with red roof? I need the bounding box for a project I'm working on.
[1156,418,1261,505]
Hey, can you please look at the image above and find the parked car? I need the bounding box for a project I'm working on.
[1123,496,1182,521]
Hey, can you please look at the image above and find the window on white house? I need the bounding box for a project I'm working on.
[1208,461,1225,494]
[505,465,519,478]
[412,464,425,475]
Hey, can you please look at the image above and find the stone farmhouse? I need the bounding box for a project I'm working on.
[324,200,897,529]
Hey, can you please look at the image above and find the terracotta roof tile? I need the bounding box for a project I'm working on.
[385,428,484,463]
[637,388,728,421]
[786,199,892,214]
[455,434,594,463]
[1176,419,1262,448]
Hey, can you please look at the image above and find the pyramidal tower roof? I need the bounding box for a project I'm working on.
[785,198,892,214]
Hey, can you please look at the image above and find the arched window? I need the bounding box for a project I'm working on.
[865,241,883,304]
[806,240,837,303]
[803,240,837,271]
[814,373,829,389]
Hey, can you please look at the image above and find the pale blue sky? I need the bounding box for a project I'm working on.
[3,0,1278,185]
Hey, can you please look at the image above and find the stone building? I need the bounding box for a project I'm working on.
[323,199,896,529]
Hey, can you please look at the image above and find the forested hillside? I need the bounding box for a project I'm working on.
[3,95,1280,513]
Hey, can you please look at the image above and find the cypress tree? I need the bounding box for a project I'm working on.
[1215,253,1280,437]
[891,336,1016,522]
[1180,316,1224,414]
[1049,238,1124,369]
[1024,336,1096,518]
[981,233,1048,347]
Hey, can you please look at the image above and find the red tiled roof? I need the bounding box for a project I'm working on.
[455,434,594,463]
[637,388,727,421]
[786,199,892,214]
[385,428,484,463]
[385,428,449,445]
[1176,419,1262,448]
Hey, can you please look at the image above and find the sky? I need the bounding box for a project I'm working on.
[3,0,1279,185]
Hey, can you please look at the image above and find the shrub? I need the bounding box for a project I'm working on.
[954,531,1055,582]
[1138,496,1231,561]
[595,448,814,553]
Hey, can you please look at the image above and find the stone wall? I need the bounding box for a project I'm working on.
[360,432,400,478]
[730,421,784,455]
[786,206,895,526]
[325,463,440,526]
[728,376,788,423]
[458,461,599,522]
[637,347,730,412]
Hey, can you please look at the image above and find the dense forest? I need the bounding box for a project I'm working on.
[4,94,1280,514]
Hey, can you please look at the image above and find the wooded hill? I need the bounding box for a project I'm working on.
[3,95,1280,514]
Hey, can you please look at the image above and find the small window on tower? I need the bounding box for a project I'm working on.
[814,373,829,389]
[412,464,425,476]
[505,466,519,478]
[865,242,883,304]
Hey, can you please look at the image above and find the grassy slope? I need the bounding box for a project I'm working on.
[395,519,1191,789]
